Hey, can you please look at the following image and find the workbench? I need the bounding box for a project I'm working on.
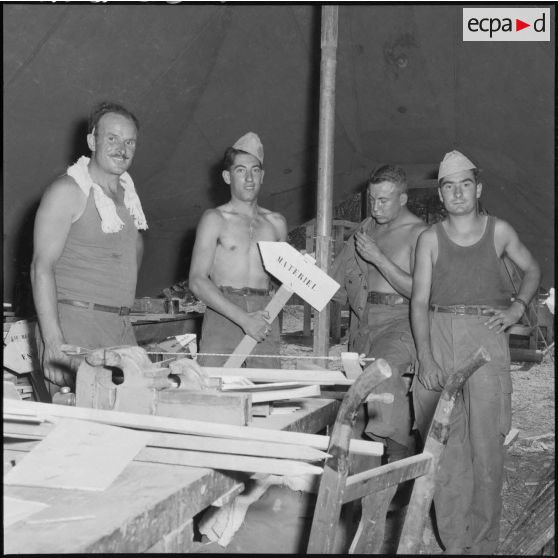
[4,397,339,553]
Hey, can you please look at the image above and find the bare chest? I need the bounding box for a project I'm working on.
[218,214,278,253]
[372,228,414,266]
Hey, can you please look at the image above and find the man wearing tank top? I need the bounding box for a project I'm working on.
[331,165,428,463]
[411,150,540,554]
[31,102,147,398]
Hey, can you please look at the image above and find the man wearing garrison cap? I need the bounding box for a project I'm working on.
[411,150,541,554]
[189,132,287,367]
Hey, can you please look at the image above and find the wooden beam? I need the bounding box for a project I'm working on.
[138,448,323,476]
[202,366,352,385]
[4,398,382,456]
[313,5,338,361]
[342,453,431,504]
[5,438,324,478]
[4,423,329,461]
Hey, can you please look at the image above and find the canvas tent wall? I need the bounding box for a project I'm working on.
[3,4,554,306]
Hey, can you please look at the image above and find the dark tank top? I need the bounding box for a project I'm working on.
[55,188,138,307]
[431,216,512,306]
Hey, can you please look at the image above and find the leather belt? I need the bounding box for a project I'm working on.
[58,299,131,316]
[367,291,409,306]
[219,286,273,296]
[430,304,503,316]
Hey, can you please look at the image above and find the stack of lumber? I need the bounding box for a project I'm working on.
[4,398,383,481]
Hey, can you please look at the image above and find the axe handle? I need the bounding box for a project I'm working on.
[223,285,293,368]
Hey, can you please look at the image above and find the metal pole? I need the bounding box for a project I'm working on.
[313,5,338,362]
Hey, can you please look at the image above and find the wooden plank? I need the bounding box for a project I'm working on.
[4,419,149,491]
[342,453,432,504]
[155,390,251,426]
[137,447,323,476]
[5,424,329,462]
[4,398,382,456]
[4,496,50,527]
[203,366,352,385]
[224,285,293,368]
[249,384,320,403]
[221,381,306,392]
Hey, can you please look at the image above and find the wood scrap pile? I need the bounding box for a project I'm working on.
[4,398,383,481]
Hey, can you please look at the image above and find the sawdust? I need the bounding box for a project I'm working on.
[279,304,555,553]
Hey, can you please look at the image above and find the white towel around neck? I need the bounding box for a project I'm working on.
[67,156,148,233]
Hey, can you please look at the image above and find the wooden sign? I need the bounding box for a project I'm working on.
[258,242,340,311]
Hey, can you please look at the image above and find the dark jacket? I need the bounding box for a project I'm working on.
[330,217,375,349]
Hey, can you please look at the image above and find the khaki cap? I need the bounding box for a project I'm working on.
[232,132,264,165]
[438,150,477,181]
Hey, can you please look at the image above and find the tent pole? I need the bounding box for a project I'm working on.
[313,5,338,362]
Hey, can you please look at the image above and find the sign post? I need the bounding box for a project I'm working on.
[223,242,340,368]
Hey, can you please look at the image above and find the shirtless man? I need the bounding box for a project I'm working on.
[189,132,288,368]
[331,165,427,461]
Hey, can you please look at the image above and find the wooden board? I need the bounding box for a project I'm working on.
[6,440,324,477]
[4,418,150,491]
[137,447,323,476]
[258,241,340,311]
[5,423,329,462]
[204,366,352,385]
[250,384,320,403]
[156,389,251,426]
[5,398,383,456]
[4,496,50,527]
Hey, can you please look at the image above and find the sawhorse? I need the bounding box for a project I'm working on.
[307,346,490,554]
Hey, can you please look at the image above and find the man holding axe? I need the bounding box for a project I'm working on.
[411,150,540,554]
[189,132,287,368]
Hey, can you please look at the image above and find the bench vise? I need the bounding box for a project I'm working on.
[73,345,252,425]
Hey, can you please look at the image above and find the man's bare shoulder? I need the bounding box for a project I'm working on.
[418,225,438,246]
[41,174,86,211]
[409,219,429,238]
[493,216,516,237]
[260,207,286,224]
[201,207,227,224]
[45,174,84,198]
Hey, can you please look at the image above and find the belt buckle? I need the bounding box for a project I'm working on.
[454,305,467,315]
[119,307,130,316]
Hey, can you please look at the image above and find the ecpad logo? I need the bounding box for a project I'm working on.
[463,8,551,41]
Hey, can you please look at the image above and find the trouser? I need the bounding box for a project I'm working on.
[353,303,416,452]
[36,303,137,396]
[413,312,512,554]
[198,291,280,368]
